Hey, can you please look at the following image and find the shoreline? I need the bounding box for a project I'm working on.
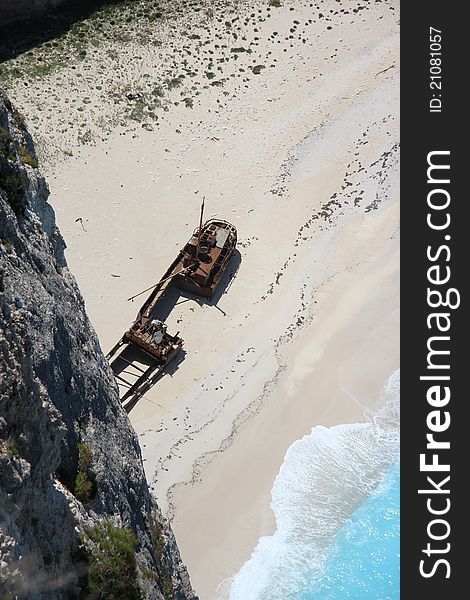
[227,373,400,600]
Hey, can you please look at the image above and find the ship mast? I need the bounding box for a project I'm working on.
[196,196,205,257]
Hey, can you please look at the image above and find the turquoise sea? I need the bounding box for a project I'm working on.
[301,462,399,599]
[229,371,400,600]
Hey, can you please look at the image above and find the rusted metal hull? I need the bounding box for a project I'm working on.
[171,219,237,299]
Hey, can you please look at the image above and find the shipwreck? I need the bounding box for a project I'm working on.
[107,200,237,409]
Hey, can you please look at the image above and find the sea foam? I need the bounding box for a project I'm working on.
[226,370,400,600]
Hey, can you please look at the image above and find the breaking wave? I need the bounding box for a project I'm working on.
[226,370,400,600]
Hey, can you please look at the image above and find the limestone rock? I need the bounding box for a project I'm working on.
[0,90,196,600]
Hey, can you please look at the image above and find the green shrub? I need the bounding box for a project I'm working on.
[0,174,26,216]
[0,127,13,159]
[2,440,20,459]
[0,127,12,142]
[82,522,141,599]
[74,471,95,503]
[74,443,96,503]
[15,112,27,130]
[152,86,164,98]
[166,76,184,89]
[7,446,19,459]
[77,442,93,470]
[19,146,38,168]
[231,47,248,53]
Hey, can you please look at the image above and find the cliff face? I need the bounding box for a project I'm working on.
[0,91,196,599]
[0,1,67,27]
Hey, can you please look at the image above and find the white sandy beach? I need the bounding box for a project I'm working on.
[4,1,400,597]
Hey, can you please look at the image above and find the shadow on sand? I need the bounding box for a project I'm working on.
[0,0,124,62]
[117,346,187,414]
[150,248,242,321]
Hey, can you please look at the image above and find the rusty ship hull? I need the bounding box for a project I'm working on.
[172,218,237,299]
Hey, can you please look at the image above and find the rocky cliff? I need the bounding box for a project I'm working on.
[0,91,196,599]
